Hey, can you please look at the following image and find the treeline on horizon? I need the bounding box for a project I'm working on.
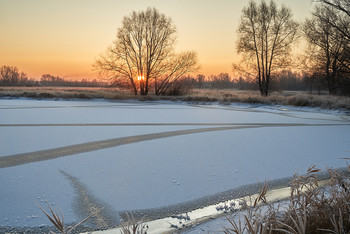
[0,65,108,88]
[0,64,329,94]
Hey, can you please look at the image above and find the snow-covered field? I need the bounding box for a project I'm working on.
[0,98,349,231]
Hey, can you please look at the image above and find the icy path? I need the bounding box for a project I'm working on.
[0,99,349,230]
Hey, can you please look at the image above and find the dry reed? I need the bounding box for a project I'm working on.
[224,164,350,233]
[120,212,148,234]
[38,202,101,234]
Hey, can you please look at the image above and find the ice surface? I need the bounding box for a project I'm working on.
[0,98,349,227]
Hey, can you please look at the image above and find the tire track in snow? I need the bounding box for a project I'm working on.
[0,123,299,127]
[0,123,348,127]
[0,125,261,168]
[0,123,348,169]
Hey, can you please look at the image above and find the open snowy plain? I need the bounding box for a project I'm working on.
[0,98,349,232]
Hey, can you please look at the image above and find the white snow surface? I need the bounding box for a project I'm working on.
[0,98,349,229]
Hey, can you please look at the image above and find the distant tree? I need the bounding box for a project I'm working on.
[234,0,299,96]
[303,4,350,94]
[234,77,256,90]
[40,74,65,86]
[41,74,53,83]
[196,74,205,88]
[18,72,28,82]
[272,70,307,91]
[211,73,233,89]
[0,65,21,85]
[95,7,198,96]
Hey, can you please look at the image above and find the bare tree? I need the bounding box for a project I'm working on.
[95,8,198,96]
[316,0,350,94]
[234,0,299,96]
[0,65,20,85]
[303,5,350,94]
[319,0,350,41]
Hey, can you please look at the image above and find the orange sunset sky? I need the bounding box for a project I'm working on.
[0,0,314,80]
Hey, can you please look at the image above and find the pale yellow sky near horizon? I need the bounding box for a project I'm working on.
[0,0,314,80]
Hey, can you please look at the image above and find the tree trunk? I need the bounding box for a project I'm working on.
[327,79,337,95]
[258,78,268,96]
[259,77,269,96]
[144,77,149,95]
[131,80,138,96]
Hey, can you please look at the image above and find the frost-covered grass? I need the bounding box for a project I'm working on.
[188,89,350,111]
[223,165,350,234]
[1,87,350,111]
[0,87,124,100]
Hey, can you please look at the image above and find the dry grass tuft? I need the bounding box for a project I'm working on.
[224,164,350,233]
[224,182,274,234]
[120,212,148,234]
[38,201,148,234]
[38,201,101,234]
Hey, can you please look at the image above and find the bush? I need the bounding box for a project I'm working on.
[162,78,194,96]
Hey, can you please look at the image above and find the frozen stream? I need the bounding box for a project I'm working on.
[0,98,349,230]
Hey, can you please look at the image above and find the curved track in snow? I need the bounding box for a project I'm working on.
[1,123,348,169]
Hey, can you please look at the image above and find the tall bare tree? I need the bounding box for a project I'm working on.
[95,8,198,96]
[303,5,350,94]
[234,0,299,96]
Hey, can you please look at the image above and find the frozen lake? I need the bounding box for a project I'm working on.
[0,98,349,229]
